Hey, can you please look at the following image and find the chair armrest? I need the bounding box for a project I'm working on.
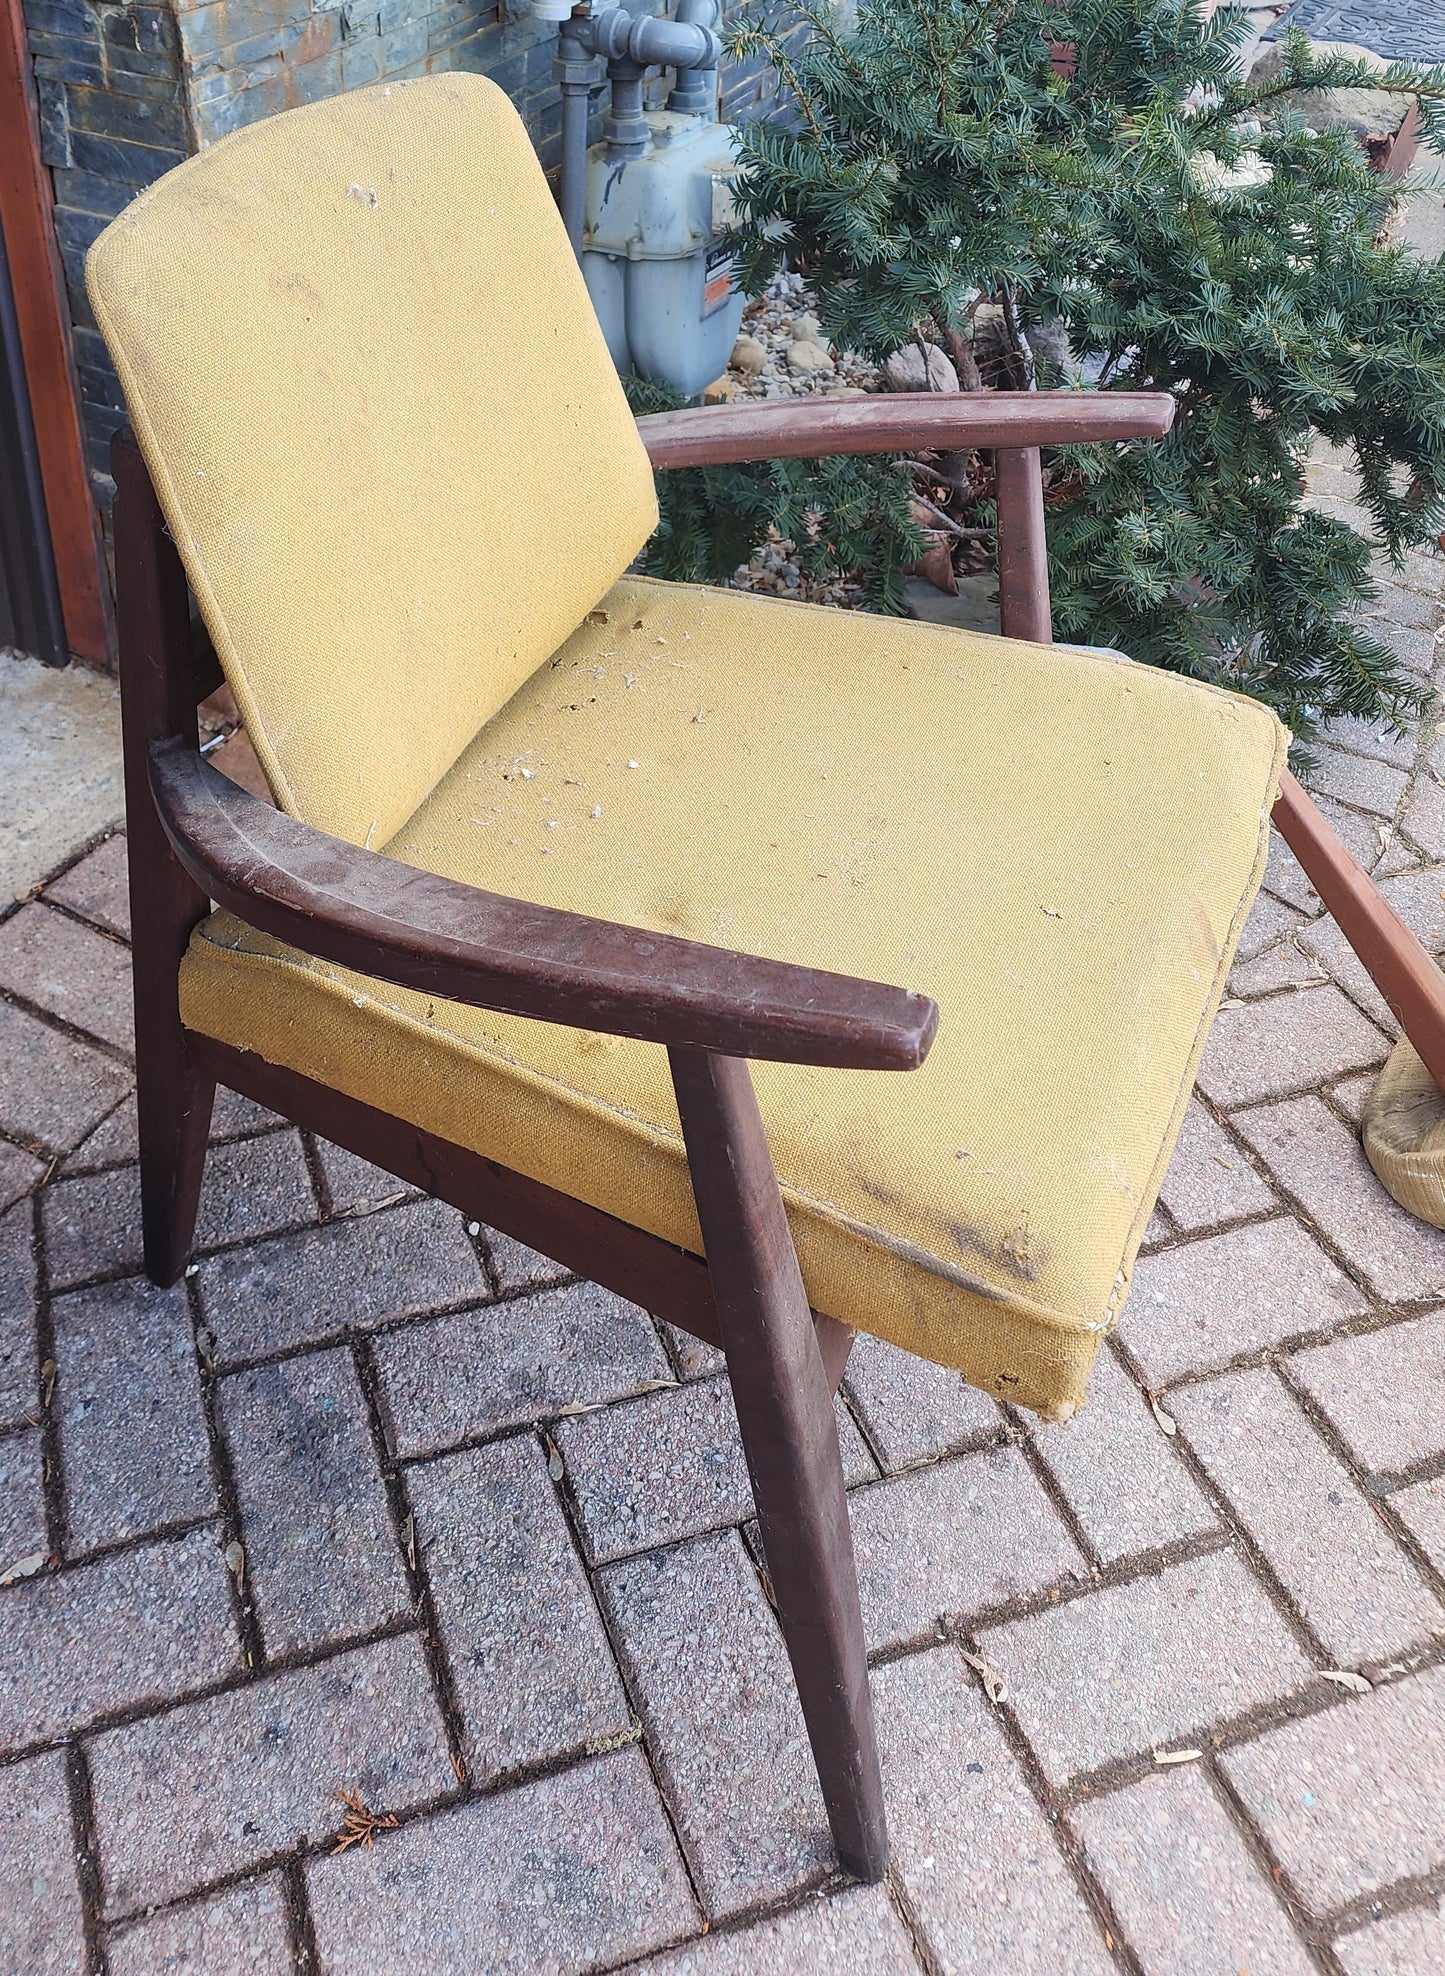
[148,738,938,1072]
[635,391,1175,469]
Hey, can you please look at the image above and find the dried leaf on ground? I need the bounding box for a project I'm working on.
[1150,1398,1177,1437]
[331,1789,399,1855]
[224,1539,245,1586]
[0,1552,47,1586]
[1154,1747,1202,1765]
[584,1717,643,1758]
[1319,1668,1372,1693]
[960,1649,1009,1704]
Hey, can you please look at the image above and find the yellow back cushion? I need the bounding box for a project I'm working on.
[87,75,659,845]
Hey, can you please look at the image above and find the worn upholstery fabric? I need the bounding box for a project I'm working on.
[179,576,1287,1418]
[1363,1038,1445,1227]
[85,75,657,846]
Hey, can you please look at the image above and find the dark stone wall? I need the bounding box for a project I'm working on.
[20,0,787,514]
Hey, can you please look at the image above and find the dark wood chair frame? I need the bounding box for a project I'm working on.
[113,390,1445,1884]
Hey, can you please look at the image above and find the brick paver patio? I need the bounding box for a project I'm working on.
[3,532,1445,1969]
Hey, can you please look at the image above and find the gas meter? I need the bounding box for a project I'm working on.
[533,0,746,400]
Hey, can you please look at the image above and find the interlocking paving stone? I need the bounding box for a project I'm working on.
[1290,1311,1445,1474]
[849,1448,1085,1650]
[407,1436,631,1782]
[1172,1371,1442,1662]
[197,1199,487,1363]
[0,903,134,1053]
[1237,891,1312,963]
[0,999,132,1154]
[1264,827,1324,914]
[0,1200,37,1427]
[45,832,131,939]
[599,1529,833,1915]
[662,1322,725,1379]
[1330,1072,1377,1125]
[1334,1900,1445,1975]
[1315,714,1415,772]
[1123,1219,1367,1384]
[1369,582,1441,633]
[556,1374,872,1565]
[1029,1349,1216,1565]
[53,1278,214,1554]
[843,1331,1002,1470]
[1308,748,1409,821]
[630,1885,916,1974]
[107,1874,293,1975]
[60,1094,136,1172]
[0,1426,47,1571]
[1233,1098,1445,1303]
[0,1528,238,1749]
[1071,1766,1313,1975]
[485,1228,572,1293]
[221,1348,409,1658]
[0,1752,86,1975]
[1400,776,1445,860]
[189,1132,317,1251]
[44,1133,315,1290]
[873,1648,1112,1973]
[1196,986,1388,1108]
[1229,938,1328,997]
[1390,1475,1445,1573]
[314,1139,418,1217]
[90,1631,452,1914]
[1222,1665,1445,1916]
[42,1166,146,1286]
[979,1549,1313,1781]
[56,1085,270,1179]
[376,1278,670,1458]
[1296,915,1400,1033]
[1364,867,1445,954]
[305,1747,697,1973]
[0,1137,43,1213]
[210,1088,283,1139]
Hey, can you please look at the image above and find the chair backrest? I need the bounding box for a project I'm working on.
[88,75,659,846]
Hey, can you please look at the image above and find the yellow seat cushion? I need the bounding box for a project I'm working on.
[85,75,657,847]
[179,577,1286,1419]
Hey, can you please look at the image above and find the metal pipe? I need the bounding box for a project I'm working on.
[668,0,720,116]
[555,8,603,258]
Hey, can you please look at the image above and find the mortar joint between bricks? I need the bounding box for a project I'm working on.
[0,985,137,1074]
[349,1333,472,1785]
[1136,1394,1340,1668]
[950,1627,1151,1975]
[184,1271,266,1668]
[1323,1861,1445,1950]
[65,1742,108,1976]
[1198,1752,1345,1974]
[1269,1352,1445,1615]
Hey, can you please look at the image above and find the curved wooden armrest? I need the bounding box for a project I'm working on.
[148,738,938,1072]
[635,391,1175,469]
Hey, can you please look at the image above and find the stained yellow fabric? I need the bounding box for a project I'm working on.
[1363,1039,1445,1228]
[85,75,657,847]
[179,577,1286,1418]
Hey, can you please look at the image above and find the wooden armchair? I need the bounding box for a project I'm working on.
[88,73,1445,1881]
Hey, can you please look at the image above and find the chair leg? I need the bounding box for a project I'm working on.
[1273,770,1445,1089]
[135,1032,214,1287]
[669,1046,888,1883]
[112,427,217,1287]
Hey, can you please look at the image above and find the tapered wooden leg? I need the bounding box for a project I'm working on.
[134,1017,214,1287]
[113,428,217,1285]
[1273,769,1445,1090]
[669,1046,888,1882]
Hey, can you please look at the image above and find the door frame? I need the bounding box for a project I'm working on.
[0,0,112,665]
